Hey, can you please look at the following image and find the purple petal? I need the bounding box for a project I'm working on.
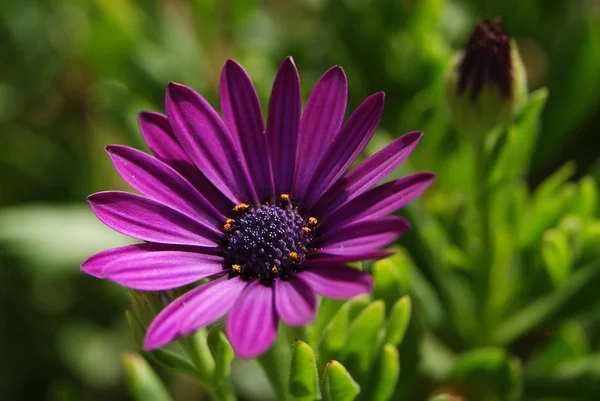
[88,191,221,246]
[144,276,246,350]
[307,251,394,263]
[315,217,409,256]
[138,112,232,214]
[321,172,435,230]
[178,279,247,337]
[310,131,423,218]
[226,280,278,358]
[220,60,274,202]
[267,57,302,196]
[106,145,225,227]
[292,66,347,202]
[81,244,223,290]
[165,83,257,204]
[305,92,385,209]
[300,261,373,299]
[275,276,317,327]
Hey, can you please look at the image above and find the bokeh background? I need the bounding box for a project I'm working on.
[2,0,600,400]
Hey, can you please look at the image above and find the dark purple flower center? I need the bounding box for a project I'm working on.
[221,197,316,286]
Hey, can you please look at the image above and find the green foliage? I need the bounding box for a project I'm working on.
[321,361,360,401]
[3,0,600,400]
[122,352,173,401]
[289,339,321,401]
[207,325,235,386]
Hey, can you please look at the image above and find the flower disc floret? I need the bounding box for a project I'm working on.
[222,197,313,286]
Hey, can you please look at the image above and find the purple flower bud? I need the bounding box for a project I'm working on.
[459,19,512,101]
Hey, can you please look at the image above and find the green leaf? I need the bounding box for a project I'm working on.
[321,361,360,401]
[525,354,600,399]
[319,300,351,362]
[570,176,598,218]
[581,220,600,261]
[372,250,411,312]
[541,229,572,288]
[370,344,400,401]
[490,88,548,185]
[517,163,576,248]
[289,339,321,401]
[258,323,291,401]
[125,310,195,375]
[342,301,386,379]
[346,295,371,321]
[207,325,234,386]
[128,290,167,327]
[428,395,463,401]
[125,309,145,349]
[494,260,600,344]
[318,296,371,369]
[310,298,345,347]
[384,296,411,346]
[180,329,215,385]
[122,352,173,401]
[526,322,589,376]
[449,348,522,401]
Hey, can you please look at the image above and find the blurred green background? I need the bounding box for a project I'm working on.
[2,0,600,400]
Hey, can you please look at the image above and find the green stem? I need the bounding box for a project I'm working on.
[207,379,237,401]
[257,324,292,401]
[181,331,238,400]
[181,331,216,385]
[474,135,493,342]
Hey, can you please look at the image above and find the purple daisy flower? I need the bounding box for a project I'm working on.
[81,57,434,358]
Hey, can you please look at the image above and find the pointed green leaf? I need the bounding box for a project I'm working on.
[494,260,600,344]
[319,301,351,364]
[150,349,196,376]
[385,296,412,346]
[343,301,386,378]
[541,228,572,288]
[126,309,145,349]
[128,290,163,327]
[526,353,600,399]
[571,176,598,217]
[372,250,411,312]
[207,325,234,385]
[321,361,360,401]
[370,344,400,401]
[125,309,195,374]
[311,298,345,347]
[346,295,371,321]
[582,220,600,261]
[122,352,173,401]
[490,88,548,185]
[289,339,321,400]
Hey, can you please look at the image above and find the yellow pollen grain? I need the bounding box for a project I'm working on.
[302,227,312,235]
[232,264,242,273]
[223,223,233,233]
[289,251,299,262]
[308,217,318,226]
[233,203,250,213]
[271,266,279,275]
[225,218,235,225]
[280,194,290,202]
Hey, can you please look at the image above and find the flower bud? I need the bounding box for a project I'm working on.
[445,18,527,136]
